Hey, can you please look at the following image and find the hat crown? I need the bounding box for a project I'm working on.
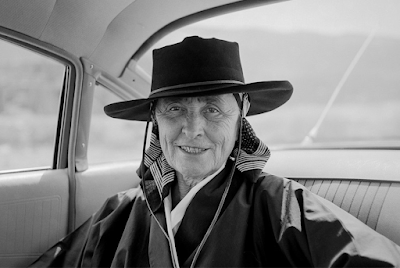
[104,36,293,121]
[151,36,245,92]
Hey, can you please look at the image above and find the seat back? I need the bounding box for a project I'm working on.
[295,178,400,246]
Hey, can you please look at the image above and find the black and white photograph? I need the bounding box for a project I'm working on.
[0,0,399,267]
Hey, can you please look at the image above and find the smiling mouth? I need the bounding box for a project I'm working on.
[179,146,207,154]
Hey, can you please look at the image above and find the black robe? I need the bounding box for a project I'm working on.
[29,166,400,267]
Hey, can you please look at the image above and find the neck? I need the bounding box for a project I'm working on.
[171,164,226,208]
[171,174,203,208]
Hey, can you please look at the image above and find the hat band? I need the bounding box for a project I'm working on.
[150,80,244,97]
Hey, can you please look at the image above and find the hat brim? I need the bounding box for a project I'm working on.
[104,80,293,121]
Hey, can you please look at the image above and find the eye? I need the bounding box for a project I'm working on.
[205,107,219,113]
[164,105,185,116]
[169,106,181,111]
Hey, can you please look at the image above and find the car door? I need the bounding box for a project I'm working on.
[0,34,76,267]
[0,32,142,268]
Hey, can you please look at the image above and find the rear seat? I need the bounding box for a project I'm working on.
[294,178,400,246]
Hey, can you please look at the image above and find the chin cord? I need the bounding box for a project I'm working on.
[140,101,152,180]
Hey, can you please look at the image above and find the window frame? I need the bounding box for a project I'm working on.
[0,29,78,173]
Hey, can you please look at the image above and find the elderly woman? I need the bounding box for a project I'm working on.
[31,36,400,267]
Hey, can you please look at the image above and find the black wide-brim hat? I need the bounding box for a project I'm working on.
[105,36,293,121]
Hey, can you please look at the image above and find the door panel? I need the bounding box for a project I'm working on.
[0,169,69,267]
[75,162,141,227]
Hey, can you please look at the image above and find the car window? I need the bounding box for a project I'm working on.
[0,39,65,172]
[138,0,400,148]
[88,84,145,164]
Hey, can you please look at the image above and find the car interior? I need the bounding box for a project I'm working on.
[0,0,399,267]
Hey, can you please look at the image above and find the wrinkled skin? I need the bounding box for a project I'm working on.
[155,94,241,200]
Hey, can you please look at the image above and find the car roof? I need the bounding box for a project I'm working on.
[0,0,281,98]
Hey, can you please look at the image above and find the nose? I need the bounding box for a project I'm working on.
[182,112,205,139]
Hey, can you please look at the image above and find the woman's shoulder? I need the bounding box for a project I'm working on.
[92,186,146,222]
[104,186,144,207]
[254,172,305,193]
[249,172,309,211]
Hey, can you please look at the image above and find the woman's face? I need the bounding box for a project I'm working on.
[155,94,240,180]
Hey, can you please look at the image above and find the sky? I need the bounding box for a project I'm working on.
[192,0,400,39]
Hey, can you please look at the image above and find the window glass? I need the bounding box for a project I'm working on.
[0,39,65,171]
[138,0,400,148]
[88,85,145,164]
